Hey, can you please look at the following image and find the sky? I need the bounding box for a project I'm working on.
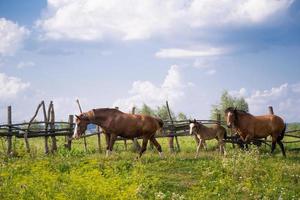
[0,0,300,123]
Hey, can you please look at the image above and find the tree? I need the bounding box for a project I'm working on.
[156,105,176,121]
[138,103,155,116]
[177,112,188,121]
[211,90,249,121]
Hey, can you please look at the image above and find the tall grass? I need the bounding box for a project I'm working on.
[0,136,299,200]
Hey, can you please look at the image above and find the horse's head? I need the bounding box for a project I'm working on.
[225,107,237,128]
[189,119,200,135]
[72,114,89,139]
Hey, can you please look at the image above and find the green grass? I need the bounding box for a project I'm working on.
[0,136,300,200]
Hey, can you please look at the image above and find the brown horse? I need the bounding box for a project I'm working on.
[224,107,286,156]
[72,108,164,157]
[189,119,227,157]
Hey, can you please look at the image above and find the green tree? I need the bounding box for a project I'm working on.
[155,105,176,121]
[177,112,188,121]
[211,90,249,121]
[138,103,155,116]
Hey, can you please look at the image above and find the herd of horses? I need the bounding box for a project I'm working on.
[72,107,287,157]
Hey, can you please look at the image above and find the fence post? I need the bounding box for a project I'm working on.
[268,106,274,115]
[7,106,12,156]
[50,103,57,153]
[96,125,102,153]
[166,101,177,152]
[266,106,274,147]
[66,115,73,150]
[131,107,141,152]
[41,101,49,154]
[217,113,221,125]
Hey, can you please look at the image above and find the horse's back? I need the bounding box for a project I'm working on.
[253,114,285,136]
[115,113,160,137]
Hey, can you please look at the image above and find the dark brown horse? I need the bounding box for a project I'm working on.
[224,107,286,156]
[72,108,164,157]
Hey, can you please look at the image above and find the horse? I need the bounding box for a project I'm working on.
[224,107,286,157]
[189,119,227,157]
[72,108,164,157]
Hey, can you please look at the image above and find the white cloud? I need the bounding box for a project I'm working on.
[205,69,216,76]
[230,83,300,122]
[0,73,30,99]
[155,47,226,58]
[0,18,29,56]
[229,87,248,98]
[113,65,191,111]
[37,0,293,41]
[17,61,36,69]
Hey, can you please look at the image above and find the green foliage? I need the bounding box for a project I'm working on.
[156,105,176,121]
[0,137,299,200]
[137,103,186,121]
[138,104,156,116]
[211,90,249,121]
[177,112,187,121]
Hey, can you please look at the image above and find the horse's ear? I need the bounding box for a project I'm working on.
[194,119,197,123]
[75,115,80,119]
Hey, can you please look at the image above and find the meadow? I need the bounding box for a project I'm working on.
[0,136,299,200]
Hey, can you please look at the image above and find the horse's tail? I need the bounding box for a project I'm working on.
[277,123,286,141]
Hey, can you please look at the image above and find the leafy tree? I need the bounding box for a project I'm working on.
[138,103,155,116]
[211,90,249,121]
[177,112,188,121]
[156,105,176,121]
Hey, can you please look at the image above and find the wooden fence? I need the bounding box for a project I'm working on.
[0,101,300,155]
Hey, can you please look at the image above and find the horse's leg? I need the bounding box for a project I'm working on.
[105,133,111,156]
[149,136,163,157]
[277,140,286,157]
[139,137,149,158]
[203,140,208,151]
[195,139,202,158]
[107,134,117,157]
[218,138,225,154]
[271,140,276,154]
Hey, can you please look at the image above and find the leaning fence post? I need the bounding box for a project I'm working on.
[7,106,12,156]
[66,115,73,150]
[76,99,88,152]
[166,101,177,152]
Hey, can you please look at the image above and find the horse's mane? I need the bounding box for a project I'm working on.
[224,107,252,116]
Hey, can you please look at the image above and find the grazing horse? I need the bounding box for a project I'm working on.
[189,119,227,157]
[72,108,164,157]
[224,107,286,157]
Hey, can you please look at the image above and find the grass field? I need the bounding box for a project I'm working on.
[0,136,300,200]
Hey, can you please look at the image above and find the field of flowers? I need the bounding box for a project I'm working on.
[0,136,299,200]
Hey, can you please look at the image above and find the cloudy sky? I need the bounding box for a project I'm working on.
[0,0,300,122]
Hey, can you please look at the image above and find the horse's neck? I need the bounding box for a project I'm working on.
[93,109,119,128]
[236,112,252,131]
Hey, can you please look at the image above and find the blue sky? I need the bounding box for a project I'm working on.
[0,0,300,122]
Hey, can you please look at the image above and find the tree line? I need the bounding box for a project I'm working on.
[137,90,249,122]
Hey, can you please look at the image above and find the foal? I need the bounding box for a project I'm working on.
[189,120,226,157]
